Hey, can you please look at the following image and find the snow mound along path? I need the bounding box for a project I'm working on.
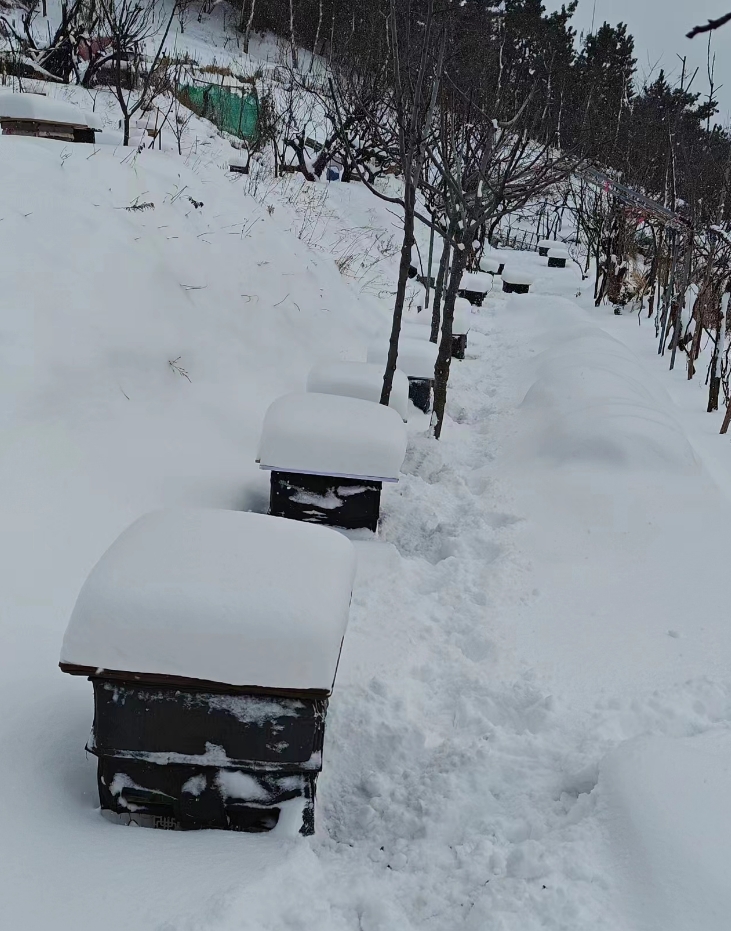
[517,326,698,473]
[601,731,731,931]
[61,508,357,692]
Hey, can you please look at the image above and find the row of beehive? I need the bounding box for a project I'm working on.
[58,311,477,835]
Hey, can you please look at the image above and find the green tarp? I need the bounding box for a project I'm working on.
[178,84,259,140]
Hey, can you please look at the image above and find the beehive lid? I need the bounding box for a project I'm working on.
[538,239,558,249]
[548,247,570,261]
[460,271,492,293]
[60,509,357,693]
[480,257,502,274]
[452,298,473,335]
[306,360,410,421]
[259,392,407,481]
[0,92,94,129]
[367,337,438,380]
[501,268,535,286]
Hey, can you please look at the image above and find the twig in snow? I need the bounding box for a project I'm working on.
[273,293,290,307]
[169,357,191,381]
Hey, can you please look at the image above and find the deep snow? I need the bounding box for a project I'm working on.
[61,508,356,691]
[1,30,731,931]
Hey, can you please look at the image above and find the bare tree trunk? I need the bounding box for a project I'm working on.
[431,230,451,343]
[288,0,298,70]
[380,177,416,406]
[310,0,323,72]
[242,0,256,51]
[669,240,693,370]
[709,293,728,412]
[432,239,467,439]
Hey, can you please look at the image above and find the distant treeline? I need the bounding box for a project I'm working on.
[242,0,731,224]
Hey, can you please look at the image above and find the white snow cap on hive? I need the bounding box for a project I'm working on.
[82,110,104,131]
[0,92,95,128]
[367,337,438,380]
[501,268,534,286]
[258,392,407,481]
[538,238,558,250]
[452,298,472,335]
[480,256,502,274]
[548,247,570,261]
[460,271,492,293]
[401,321,431,342]
[60,509,357,692]
[306,360,409,421]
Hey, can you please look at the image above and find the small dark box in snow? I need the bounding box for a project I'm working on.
[458,271,492,307]
[501,269,534,294]
[258,393,407,532]
[547,248,570,269]
[59,508,357,835]
[537,239,556,257]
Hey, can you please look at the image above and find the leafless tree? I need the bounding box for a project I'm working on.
[94,0,178,145]
[422,89,578,437]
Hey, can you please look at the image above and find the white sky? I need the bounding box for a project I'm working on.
[543,0,731,124]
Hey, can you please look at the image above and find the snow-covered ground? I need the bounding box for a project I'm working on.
[2,13,731,928]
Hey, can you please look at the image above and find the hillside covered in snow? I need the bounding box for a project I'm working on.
[2,3,731,931]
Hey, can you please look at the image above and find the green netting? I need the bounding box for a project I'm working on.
[178,84,259,140]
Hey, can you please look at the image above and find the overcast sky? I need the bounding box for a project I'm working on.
[543,0,731,124]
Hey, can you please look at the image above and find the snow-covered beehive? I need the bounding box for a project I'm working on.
[367,337,438,413]
[0,92,100,143]
[306,360,410,422]
[258,392,407,531]
[451,297,473,360]
[547,247,570,269]
[501,268,534,295]
[458,271,493,306]
[537,238,558,257]
[480,256,505,276]
[60,508,357,835]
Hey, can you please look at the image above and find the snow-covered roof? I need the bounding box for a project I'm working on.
[453,298,472,336]
[306,360,410,422]
[538,239,559,249]
[548,247,570,261]
[367,337,438,380]
[60,509,357,693]
[258,392,407,481]
[460,271,492,293]
[0,93,97,129]
[502,268,534,286]
[480,257,502,274]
